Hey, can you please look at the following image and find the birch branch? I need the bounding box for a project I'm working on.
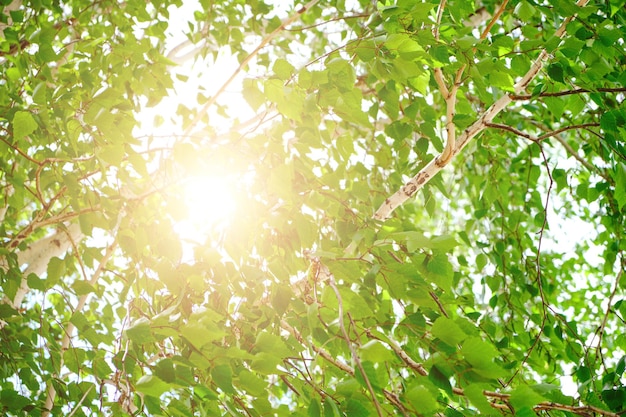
[1,223,83,310]
[373,0,590,221]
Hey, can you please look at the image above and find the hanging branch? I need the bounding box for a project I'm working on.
[182,0,320,137]
[373,0,590,221]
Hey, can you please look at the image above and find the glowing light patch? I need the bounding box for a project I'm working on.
[175,175,238,242]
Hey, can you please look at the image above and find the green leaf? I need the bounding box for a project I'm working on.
[430,45,450,66]
[46,257,66,287]
[250,352,281,375]
[405,384,438,414]
[464,384,498,415]
[430,234,458,251]
[425,253,453,291]
[253,332,292,357]
[135,375,170,398]
[154,359,176,383]
[0,389,30,412]
[547,64,565,83]
[359,340,395,363]
[323,397,341,417]
[273,58,295,80]
[12,111,38,140]
[429,365,452,395]
[125,317,153,343]
[431,317,467,346]
[72,280,96,296]
[510,385,546,410]
[211,364,235,394]
[238,369,267,396]
[0,304,18,319]
[461,337,506,379]
[181,321,225,349]
[345,398,370,417]
[308,399,322,417]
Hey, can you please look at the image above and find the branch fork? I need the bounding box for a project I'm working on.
[374,0,590,221]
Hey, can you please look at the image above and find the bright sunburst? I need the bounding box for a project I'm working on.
[175,175,238,242]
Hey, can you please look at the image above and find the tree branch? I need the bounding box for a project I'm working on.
[1,223,83,310]
[535,123,608,179]
[479,0,509,40]
[432,0,449,98]
[373,0,590,221]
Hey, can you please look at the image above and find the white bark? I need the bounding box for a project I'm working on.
[1,223,83,309]
[0,0,21,38]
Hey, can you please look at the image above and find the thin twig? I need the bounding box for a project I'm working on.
[510,87,626,100]
[485,121,604,176]
[485,122,600,142]
[66,385,93,417]
[329,277,384,417]
[429,291,449,318]
[364,329,428,376]
[591,267,623,358]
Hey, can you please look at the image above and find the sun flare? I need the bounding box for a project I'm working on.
[175,175,238,242]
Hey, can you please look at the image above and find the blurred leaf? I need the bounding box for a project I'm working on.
[12,111,38,140]
[136,375,170,398]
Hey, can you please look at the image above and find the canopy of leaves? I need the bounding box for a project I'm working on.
[1,0,625,416]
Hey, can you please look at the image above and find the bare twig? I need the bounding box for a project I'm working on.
[485,122,600,143]
[535,123,608,179]
[590,267,623,358]
[510,87,626,100]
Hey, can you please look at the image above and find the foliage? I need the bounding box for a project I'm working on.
[1,0,625,416]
